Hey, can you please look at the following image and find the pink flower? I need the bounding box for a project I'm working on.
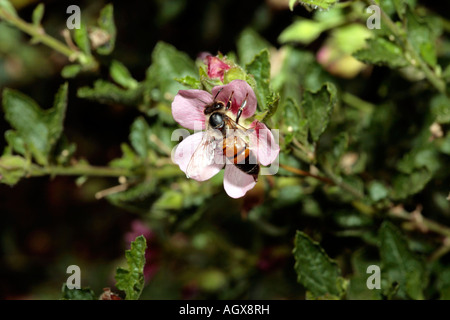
[204,54,231,81]
[171,80,280,199]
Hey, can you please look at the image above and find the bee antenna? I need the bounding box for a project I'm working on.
[213,87,224,100]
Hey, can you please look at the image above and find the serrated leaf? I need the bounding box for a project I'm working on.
[115,235,147,300]
[146,41,198,102]
[32,3,44,26]
[0,155,27,185]
[175,75,201,89]
[379,221,426,300]
[61,284,96,300]
[77,80,143,106]
[246,49,271,111]
[406,9,438,67]
[96,4,116,55]
[129,117,151,159]
[302,82,337,142]
[391,168,433,200]
[354,37,408,68]
[73,22,91,55]
[293,231,345,298]
[289,0,338,11]
[2,83,68,166]
[110,60,138,89]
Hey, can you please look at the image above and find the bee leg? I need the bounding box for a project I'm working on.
[235,93,248,124]
[225,91,234,110]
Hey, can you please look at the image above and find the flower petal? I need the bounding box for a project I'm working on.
[211,80,257,119]
[207,56,231,81]
[172,90,212,130]
[250,121,280,166]
[172,132,223,181]
[223,164,257,199]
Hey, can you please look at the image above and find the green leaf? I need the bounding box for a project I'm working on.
[96,4,116,55]
[431,94,450,124]
[293,231,346,298]
[391,168,433,200]
[354,37,408,68]
[392,0,416,18]
[61,284,96,300]
[278,12,344,45]
[437,267,450,300]
[379,221,426,300]
[47,83,69,148]
[129,117,151,159]
[406,9,438,67]
[2,83,68,165]
[368,181,389,202]
[77,80,144,106]
[146,41,198,102]
[302,82,337,142]
[61,64,82,79]
[236,28,272,67]
[4,130,26,156]
[175,75,201,89]
[246,49,271,110]
[31,3,44,26]
[0,155,27,185]
[115,235,147,300]
[289,0,338,11]
[0,0,17,17]
[279,20,326,45]
[281,99,313,162]
[153,190,183,210]
[110,60,139,89]
[73,22,91,55]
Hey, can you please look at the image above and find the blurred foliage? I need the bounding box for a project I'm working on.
[0,0,450,300]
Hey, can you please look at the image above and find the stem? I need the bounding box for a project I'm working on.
[0,8,75,58]
[341,92,375,113]
[365,0,446,94]
[29,164,132,178]
[389,206,450,238]
[280,163,334,184]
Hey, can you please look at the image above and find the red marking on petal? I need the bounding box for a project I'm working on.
[211,80,257,119]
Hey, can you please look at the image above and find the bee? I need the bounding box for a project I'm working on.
[186,89,260,181]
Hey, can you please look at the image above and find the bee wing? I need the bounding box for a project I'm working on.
[186,130,224,181]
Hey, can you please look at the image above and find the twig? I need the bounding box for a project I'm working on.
[279,163,334,185]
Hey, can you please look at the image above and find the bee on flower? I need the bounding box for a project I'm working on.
[171,79,279,198]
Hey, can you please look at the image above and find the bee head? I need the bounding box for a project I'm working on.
[209,112,224,129]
